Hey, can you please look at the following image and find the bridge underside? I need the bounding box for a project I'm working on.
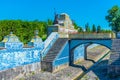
[69,39,112,50]
[69,39,112,65]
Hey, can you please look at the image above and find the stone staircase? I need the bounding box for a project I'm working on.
[41,38,68,72]
[111,39,120,51]
[108,39,120,77]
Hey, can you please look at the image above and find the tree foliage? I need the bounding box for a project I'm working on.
[73,21,83,32]
[0,19,112,44]
[85,23,91,32]
[106,5,120,32]
[92,24,96,32]
[0,20,50,44]
[47,19,53,25]
[78,27,83,32]
[73,21,79,29]
[97,25,101,33]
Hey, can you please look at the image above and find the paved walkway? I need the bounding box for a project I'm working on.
[80,52,120,80]
[19,46,109,80]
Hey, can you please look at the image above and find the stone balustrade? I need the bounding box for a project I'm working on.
[41,32,59,58]
[69,33,115,39]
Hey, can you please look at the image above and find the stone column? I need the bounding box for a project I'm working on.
[84,43,92,60]
[84,45,87,60]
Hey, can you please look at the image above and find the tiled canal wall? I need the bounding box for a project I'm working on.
[0,32,59,71]
[0,32,59,79]
[0,48,42,71]
[52,41,85,72]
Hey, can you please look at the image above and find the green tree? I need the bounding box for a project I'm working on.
[97,25,101,33]
[85,23,91,32]
[72,21,84,32]
[0,20,48,44]
[47,19,53,25]
[106,5,120,32]
[92,24,96,32]
[73,21,79,29]
[78,27,83,32]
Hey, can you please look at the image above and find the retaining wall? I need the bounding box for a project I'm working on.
[0,32,59,79]
[0,62,41,80]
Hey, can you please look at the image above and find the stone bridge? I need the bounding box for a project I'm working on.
[69,38,112,65]
[42,34,113,72]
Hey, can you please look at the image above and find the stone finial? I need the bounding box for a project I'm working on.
[3,32,23,50]
[34,30,39,37]
[10,31,13,35]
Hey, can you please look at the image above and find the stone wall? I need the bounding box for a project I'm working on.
[53,63,69,73]
[47,25,59,36]
[0,62,41,80]
[108,39,120,77]
[41,62,52,72]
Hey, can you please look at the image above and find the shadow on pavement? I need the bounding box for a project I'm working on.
[86,58,96,63]
[70,64,87,72]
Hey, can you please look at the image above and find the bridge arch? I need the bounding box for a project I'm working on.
[71,42,111,50]
[69,39,112,65]
[69,39,112,50]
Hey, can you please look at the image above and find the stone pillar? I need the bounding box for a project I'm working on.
[69,50,74,65]
[117,32,120,39]
[84,43,92,60]
[28,30,44,49]
[3,32,23,50]
[84,45,87,60]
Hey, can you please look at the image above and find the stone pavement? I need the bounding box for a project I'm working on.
[18,46,109,80]
[80,52,120,80]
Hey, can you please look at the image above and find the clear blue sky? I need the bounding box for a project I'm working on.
[0,0,120,30]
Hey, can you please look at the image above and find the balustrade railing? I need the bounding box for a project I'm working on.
[69,32,115,39]
[41,32,59,58]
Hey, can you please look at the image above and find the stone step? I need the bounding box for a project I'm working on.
[112,39,120,50]
[112,43,120,46]
[43,38,68,62]
[112,41,120,44]
[109,52,120,65]
[112,44,120,46]
[45,54,58,57]
[112,39,120,42]
[112,48,120,51]
[109,60,120,65]
[42,59,54,62]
